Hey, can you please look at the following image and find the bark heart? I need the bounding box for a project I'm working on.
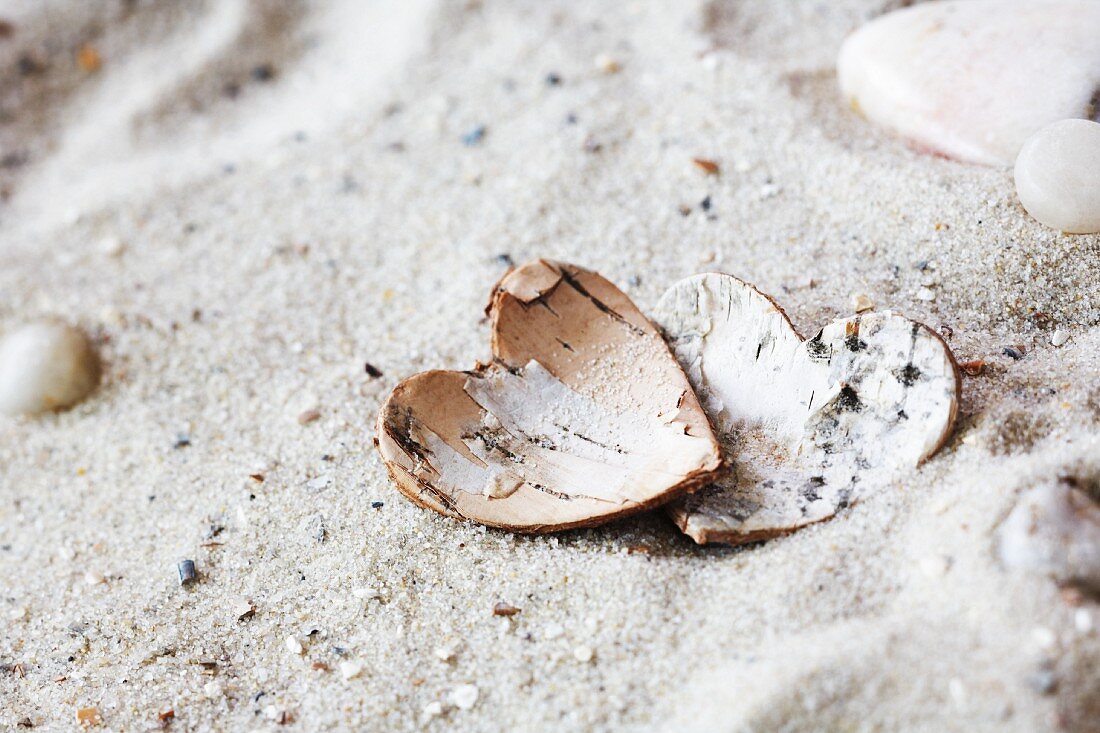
[376,260,724,532]
[652,273,961,545]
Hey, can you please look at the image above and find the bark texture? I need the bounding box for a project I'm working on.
[376,260,724,532]
[652,273,960,545]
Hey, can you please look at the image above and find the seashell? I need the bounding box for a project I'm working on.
[998,480,1100,593]
[837,0,1100,166]
[651,273,960,545]
[0,319,101,416]
[1014,118,1100,234]
[376,260,724,532]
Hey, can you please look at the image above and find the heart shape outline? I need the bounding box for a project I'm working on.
[376,260,724,532]
[652,272,961,545]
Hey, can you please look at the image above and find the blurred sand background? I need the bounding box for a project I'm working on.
[0,1,1098,730]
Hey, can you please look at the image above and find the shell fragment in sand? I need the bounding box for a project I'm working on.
[376,260,723,533]
[651,273,960,545]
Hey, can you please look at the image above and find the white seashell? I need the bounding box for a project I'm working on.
[1014,119,1100,234]
[837,1,1100,166]
[0,319,101,416]
[998,481,1100,593]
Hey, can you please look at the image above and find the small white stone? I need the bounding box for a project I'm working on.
[1015,119,1100,234]
[1031,627,1057,650]
[838,1,1100,166]
[916,287,936,302]
[573,645,595,663]
[851,293,874,313]
[1075,609,1093,634]
[758,183,781,200]
[542,623,565,640]
[449,684,479,710]
[918,554,950,578]
[339,660,364,680]
[306,474,331,490]
[0,320,101,416]
[352,587,384,601]
[434,645,457,662]
[98,235,125,257]
[203,680,223,699]
[1050,329,1070,347]
[999,482,1100,593]
[421,701,444,720]
[285,636,304,655]
[948,678,966,707]
[594,53,621,74]
[83,570,106,585]
[10,606,27,621]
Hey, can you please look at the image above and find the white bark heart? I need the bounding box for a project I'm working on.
[652,274,961,545]
[376,260,724,533]
[837,0,1100,166]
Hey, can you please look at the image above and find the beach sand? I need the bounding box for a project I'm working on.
[1,1,1098,730]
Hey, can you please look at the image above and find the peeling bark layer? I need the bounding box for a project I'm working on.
[376,261,724,532]
[652,273,960,545]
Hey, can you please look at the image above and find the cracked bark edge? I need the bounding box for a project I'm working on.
[653,272,961,546]
[375,261,725,533]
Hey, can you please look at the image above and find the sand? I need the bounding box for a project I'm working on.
[0,1,1098,731]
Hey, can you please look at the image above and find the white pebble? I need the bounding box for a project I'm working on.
[434,645,457,662]
[948,678,966,707]
[838,1,1100,166]
[449,684,479,710]
[1075,609,1093,634]
[1050,329,1070,347]
[98,235,125,257]
[916,287,936,302]
[0,320,100,416]
[594,53,621,74]
[1031,627,1057,650]
[573,645,595,663]
[339,660,364,680]
[542,623,565,640]
[998,482,1100,593]
[850,293,874,313]
[1015,119,1100,233]
[421,701,444,720]
[918,554,950,578]
[352,587,384,601]
[306,474,331,490]
[285,636,304,655]
[758,183,781,200]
